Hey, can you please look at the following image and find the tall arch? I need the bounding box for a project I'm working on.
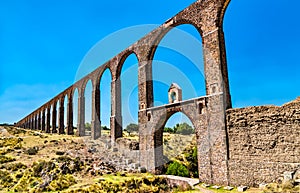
[120,53,139,138]
[73,88,79,133]
[84,80,93,136]
[151,24,205,106]
[99,68,112,137]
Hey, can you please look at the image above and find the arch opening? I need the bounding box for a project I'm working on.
[99,69,112,137]
[63,95,68,133]
[84,80,93,136]
[152,24,205,107]
[120,53,139,139]
[73,88,79,132]
[156,111,198,178]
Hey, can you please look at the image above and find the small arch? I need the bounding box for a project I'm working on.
[154,111,197,173]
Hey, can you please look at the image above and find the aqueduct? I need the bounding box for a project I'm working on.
[16,0,300,186]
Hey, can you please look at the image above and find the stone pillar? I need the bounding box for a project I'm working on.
[91,86,100,140]
[38,112,41,130]
[41,110,45,131]
[52,104,57,133]
[77,90,85,136]
[67,95,74,135]
[110,78,122,142]
[30,117,33,129]
[58,100,65,134]
[203,29,231,109]
[200,29,230,185]
[138,59,154,171]
[34,115,38,130]
[46,108,51,133]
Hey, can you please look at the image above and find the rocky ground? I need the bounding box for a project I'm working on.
[0,126,299,192]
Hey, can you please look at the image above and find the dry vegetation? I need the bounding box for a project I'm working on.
[0,126,297,193]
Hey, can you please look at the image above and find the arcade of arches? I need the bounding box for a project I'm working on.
[16,0,300,187]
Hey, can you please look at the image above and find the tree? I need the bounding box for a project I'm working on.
[101,126,110,130]
[163,127,174,133]
[125,123,138,134]
[174,123,194,135]
[85,123,91,131]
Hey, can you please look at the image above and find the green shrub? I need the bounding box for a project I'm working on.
[26,146,39,155]
[166,161,189,177]
[48,174,76,191]
[0,170,15,188]
[0,155,16,164]
[175,123,194,135]
[163,127,174,133]
[5,162,27,171]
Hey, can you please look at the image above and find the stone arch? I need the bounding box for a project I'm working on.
[72,87,79,131]
[98,68,113,137]
[96,66,113,87]
[219,0,231,29]
[81,77,94,93]
[148,21,203,63]
[116,51,139,79]
[149,23,205,106]
[155,109,197,133]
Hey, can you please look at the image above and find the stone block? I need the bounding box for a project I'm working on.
[283,171,293,181]
[224,186,234,190]
[202,183,210,188]
[237,186,247,192]
[259,183,267,189]
[212,185,221,189]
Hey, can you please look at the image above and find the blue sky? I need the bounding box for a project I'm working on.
[0,0,299,127]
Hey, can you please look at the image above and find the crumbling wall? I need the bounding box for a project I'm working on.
[226,97,300,186]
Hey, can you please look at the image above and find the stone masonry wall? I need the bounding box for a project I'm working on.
[226,97,300,186]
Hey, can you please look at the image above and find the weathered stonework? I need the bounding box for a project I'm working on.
[15,0,300,187]
[227,97,300,186]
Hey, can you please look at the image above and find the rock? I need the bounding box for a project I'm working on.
[283,171,294,182]
[237,186,247,192]
[295,179,300,185]
[259,183,267,189]
[224,186,234,190]
[202,183,210,188]
[212,185,221,189]
[88,147,97,153]
[139,167,147,173]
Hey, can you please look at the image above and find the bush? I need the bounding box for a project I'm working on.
[166,161,189,177]
[26,146,39,155]
[102,126,110,130]
[175,123,194,135]
[0,155,16,164]
[125,123,138,134]
[163,127,174,133]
